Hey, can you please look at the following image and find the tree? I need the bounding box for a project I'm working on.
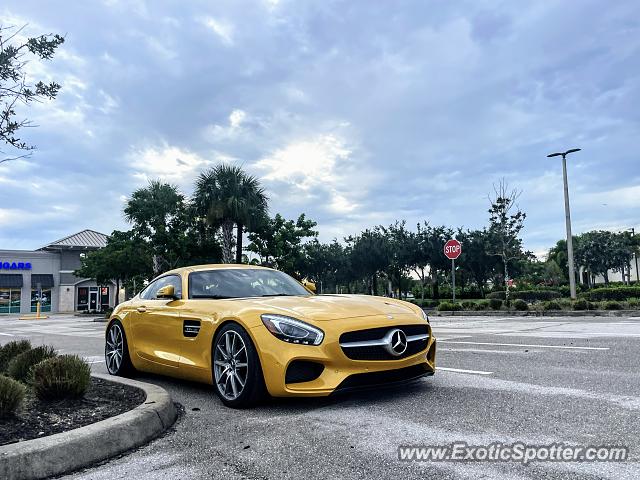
[345,228,391,295]
[194,165,268,264]
[124,180,192,275]
[1,25,64,163]
[300,240,348,293]
[75,231,153,307]
[575,230,635,285]
[546,239,570,283]
[246,213,317,276]
[379,222,414,298]
[486,179,526,302]
[456,228,497,297]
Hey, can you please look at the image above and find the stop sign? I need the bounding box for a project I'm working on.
[444,239,462,260]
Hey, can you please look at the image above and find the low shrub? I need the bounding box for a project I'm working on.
[0,375,26,418]
[409,299,440,308]
[628,299,640,309]
[103,307,114,319]
[32,355,91,400]
[437,302,462,311]
[585,287,640,302]
[489,298,503,310]
[543,301,562,311]
[0,340,32,373]
[7,345,57,383]
[572,299,589,311]
[487,291,505,300]
[461,300,476,310]
[474,300,491,310]
[513,299,529,311]
[588,301,600,310]
[511,290,562,302]
[603,301,623,310]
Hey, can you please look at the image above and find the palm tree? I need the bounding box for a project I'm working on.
[194,165,268,264]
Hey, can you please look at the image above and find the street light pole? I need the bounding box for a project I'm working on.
[547,148,581,299]
[632,227,639,284]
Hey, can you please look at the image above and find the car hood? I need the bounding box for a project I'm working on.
[238,294,419,322]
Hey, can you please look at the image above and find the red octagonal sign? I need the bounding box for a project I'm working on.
[444,239,462,260]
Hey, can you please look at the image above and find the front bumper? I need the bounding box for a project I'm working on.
[249,315,436,397]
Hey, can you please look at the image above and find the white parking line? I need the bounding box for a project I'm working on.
[0,332,15,336]
[437,367,493,375]
[438,340,609,351]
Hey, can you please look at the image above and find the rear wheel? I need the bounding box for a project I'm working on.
[212,323,266,408]
[105,320,134,376]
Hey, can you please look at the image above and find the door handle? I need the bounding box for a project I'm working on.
[136,306,147,313]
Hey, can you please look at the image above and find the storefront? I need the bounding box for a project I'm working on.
[0,230,117,314]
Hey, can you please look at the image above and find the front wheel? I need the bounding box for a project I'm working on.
[105,320,134,376]
[212,323,266,408]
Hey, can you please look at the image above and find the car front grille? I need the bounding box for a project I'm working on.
[339,324,430,361]
[334,363,433,392]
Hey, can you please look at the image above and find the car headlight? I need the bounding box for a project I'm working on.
[420,308,430,323]
[261,314,324,346]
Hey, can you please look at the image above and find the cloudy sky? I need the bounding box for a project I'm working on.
[1,0,639,257]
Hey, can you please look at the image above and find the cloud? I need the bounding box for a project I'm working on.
[202,16,234,45]
[1,0,639,253]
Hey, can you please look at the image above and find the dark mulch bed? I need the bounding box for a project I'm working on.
[0,377,146,446]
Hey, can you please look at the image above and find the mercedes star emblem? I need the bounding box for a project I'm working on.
[384,328,408,356]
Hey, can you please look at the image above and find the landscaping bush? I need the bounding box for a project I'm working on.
[487,291,505,300]
[572,299,589,311]
[437,302,462,311]
[511,290,561,302]
[628,299,640,309]
[588,301,600,310]
[474,300,490,310]
[32,355,91,400]
[103,307,114,319]
[0,340,32,373]
[409,299,440,308]
[0,375,26,418]
[489,298,503,310]
[585,287,640,302]
[7,345,57,383]
[461,300,476,310]
[543,301,562,311]
[513,299,529,311]
[603,301,623,310]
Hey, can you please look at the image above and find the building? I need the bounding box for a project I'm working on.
[0,230,117,314]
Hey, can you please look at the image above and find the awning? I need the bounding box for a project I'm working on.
[31,274,55,288]
[0,274,23,288]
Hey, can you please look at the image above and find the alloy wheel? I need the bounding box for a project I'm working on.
[213,330,249,401]
[106,323,124,374]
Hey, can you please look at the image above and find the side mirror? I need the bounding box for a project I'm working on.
[302,279,317,293]
[156,285,178,300]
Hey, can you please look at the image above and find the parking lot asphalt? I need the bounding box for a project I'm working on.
[1,314,639,479]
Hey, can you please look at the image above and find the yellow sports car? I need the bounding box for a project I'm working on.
[105,264,436,407]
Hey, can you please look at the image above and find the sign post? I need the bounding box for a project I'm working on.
[444,239,462,302]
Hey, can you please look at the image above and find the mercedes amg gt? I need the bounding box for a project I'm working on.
[105,264,436,407]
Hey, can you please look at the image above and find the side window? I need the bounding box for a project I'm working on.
[140,275,182,300]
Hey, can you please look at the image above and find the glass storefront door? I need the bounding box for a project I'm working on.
[0,288,20,314]
[77,287,88,311]
[100,286,110,311]
[31,289,52,312]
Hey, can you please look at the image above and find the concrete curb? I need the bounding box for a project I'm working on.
[0,374,177,480]
[427,309,640,317]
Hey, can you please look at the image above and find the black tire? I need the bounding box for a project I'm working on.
[212,322,266,408]
[105,319,135,376]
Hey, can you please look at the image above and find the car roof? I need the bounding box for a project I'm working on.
[161,264,273,277]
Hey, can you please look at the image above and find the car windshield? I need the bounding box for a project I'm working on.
[188,269,311,299]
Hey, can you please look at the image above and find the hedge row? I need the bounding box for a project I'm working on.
[581,287,640,302]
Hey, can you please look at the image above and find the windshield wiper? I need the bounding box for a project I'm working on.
[191,294,233,299]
